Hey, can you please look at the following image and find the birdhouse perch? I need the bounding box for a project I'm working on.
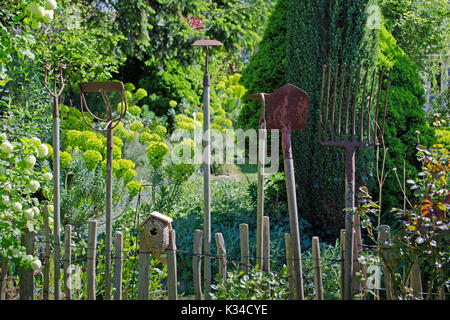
[139,211,173,264]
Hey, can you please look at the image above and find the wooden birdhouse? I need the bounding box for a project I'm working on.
[139,211,173,264]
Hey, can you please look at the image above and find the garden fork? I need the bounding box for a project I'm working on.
[318,63,392,300]
[44,63,66,300]
[78,81,127,300]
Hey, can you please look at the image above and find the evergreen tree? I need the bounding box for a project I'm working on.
[237,0,289,131]
[284,0,380,240]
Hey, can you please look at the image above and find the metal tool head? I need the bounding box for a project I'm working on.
[246,93,270,100]
[265,84,309,132]
[78,81,124,93]
[246,93,270,126]
[78,81,127,132]
[318,63,392,148]
[192,39,223,47]
[44,63,66,98]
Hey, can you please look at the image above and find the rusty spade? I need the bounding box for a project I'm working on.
[249,84,309,299]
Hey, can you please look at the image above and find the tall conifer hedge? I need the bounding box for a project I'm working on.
[284,0,380,239]
[237,0,289,131]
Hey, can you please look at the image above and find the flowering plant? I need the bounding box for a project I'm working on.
[0,133,52,271]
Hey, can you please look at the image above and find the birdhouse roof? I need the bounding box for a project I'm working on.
[139,211,173,229]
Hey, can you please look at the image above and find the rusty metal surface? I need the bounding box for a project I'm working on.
[249,84,310,300]
[317,63,392,300]
[77,81,127,300]
[78,81,127,131]
[78,81,124,93]
[266,84,309,132]
[318,64,392,148]
[247,92,269,125]
[192,39,223,46]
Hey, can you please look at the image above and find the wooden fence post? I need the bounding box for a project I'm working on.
[138,229,150,300]
[284,233,297,300]
[351,229,361,296]
[19,229,35,300]
[64,224,72,300]
[193,229,203,300]
[43,202,50,300]
[113,231,123,300]
[167,229,177,300]
[352,215,365,296]
[410,263,423,300]
[0,258,8,300]
[215,233,227,280]
[87,220,97,300]
[378,225,393,300]
[239,224,249,275]
[262,216,270,274]
[256,124,265,270]
[312,236,324,300]
[340,229,345,299]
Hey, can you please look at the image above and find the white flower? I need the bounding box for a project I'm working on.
[1,141,13,154]
[42,9,54,23]
[12,202,22,212]
[47,204,54,213]
[45,0,57,10]
[30,137,41,146]
[0,133,6,141]
[28,180,40,193]
[24,208,35,220]
[31,258,42,271]
[43,172,53,181]
[25,155,37,169]
[11,248,20,257]
[32,207,40,216]
[38,144,49,158]
[1,195,9,206]
[3,183,11,193]
[36,6,45,18]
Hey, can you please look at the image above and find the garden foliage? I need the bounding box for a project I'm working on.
[284,0,380,241]
[237,0,289,131]
[357,144,449,299]
[375,26,436,220]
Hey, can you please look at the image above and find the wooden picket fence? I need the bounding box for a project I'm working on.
[2,211,446,301]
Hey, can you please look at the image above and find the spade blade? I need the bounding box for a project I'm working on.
[266,84,309,131]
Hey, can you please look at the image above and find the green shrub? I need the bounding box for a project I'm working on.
[211,265,290,300]
[284,0,379,241]
[435,127,450,150]
[137,59,203,116]
[237,0,289,131]
[357,144,449,299]
[0,134,52,272]
[375,26,436,221]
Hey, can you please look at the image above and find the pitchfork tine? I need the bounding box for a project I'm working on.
[345,65,354,141]
[319,64,326,143]
[374,66,384,144]
[337,63,347,142]
[352,64,361,141]
[330,64,339,141]
[381,67,392,141]
[324,64,332,141]
[366,68,376,144]
[359,65,369,142]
